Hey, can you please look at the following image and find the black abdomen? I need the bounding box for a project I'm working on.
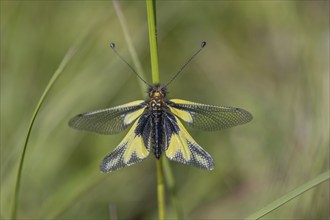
[151,100,163,159]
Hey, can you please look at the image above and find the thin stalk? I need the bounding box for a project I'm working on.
[146,0,164,219]
[245,170,330,220]
[112,0,147,91]
[146,0,160,84]
[157,157,165,220]
[11,48,76,219]
[163,158,183,219]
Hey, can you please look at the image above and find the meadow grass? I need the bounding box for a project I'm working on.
[1,1,329,219]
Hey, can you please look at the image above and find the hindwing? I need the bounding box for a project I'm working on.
[100,112,152,172]
[163,112,214,170]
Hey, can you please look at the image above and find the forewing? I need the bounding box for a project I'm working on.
[163,112,214,170]
[69,100,146,134]
[167,99,252,131]
[100,113,152,173]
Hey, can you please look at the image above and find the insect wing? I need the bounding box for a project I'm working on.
[69,100,146,134]
[100,114,152,173]
[163,113,214,170]
[167,99,252,131]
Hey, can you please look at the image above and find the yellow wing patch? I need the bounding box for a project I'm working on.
[124,107,145,125]
[165,116,214,170]
[168,105,193,123]
[166,132,191,161]
[122,129,149,163]
[120,100,146,125]
[120,100,145,107]
[169,99,203,123]
[170,99,199,105]
[100,120,150,173]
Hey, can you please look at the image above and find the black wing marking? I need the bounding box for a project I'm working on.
[167,99,252,131]
[100,112,152,172]
[69,100,147,135]
[163,111,214,170]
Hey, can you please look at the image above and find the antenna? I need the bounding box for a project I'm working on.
[110,42,151,86]
[165,41,206,87]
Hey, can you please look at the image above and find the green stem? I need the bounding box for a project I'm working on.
[11,48,76,219]
[146,0,160,84]
[146,0,164,219]
[163,159,183,219]
[157,158,165,220]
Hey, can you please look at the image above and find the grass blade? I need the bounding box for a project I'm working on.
[146,0,160,84]
[145,1,166,219]
[112,0,147,90]
[11,47,76,219]
[163,158,183,220]
[245,170,330,220]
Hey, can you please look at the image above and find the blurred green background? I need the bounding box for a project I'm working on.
[1,1,329,219]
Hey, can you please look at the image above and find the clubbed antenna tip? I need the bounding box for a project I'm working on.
[109,41,150,86]
[165,41,207,87]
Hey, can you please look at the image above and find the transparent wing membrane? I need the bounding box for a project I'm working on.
[69,88,252,172]
[168,99,252,131]
[69,100,146,134]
